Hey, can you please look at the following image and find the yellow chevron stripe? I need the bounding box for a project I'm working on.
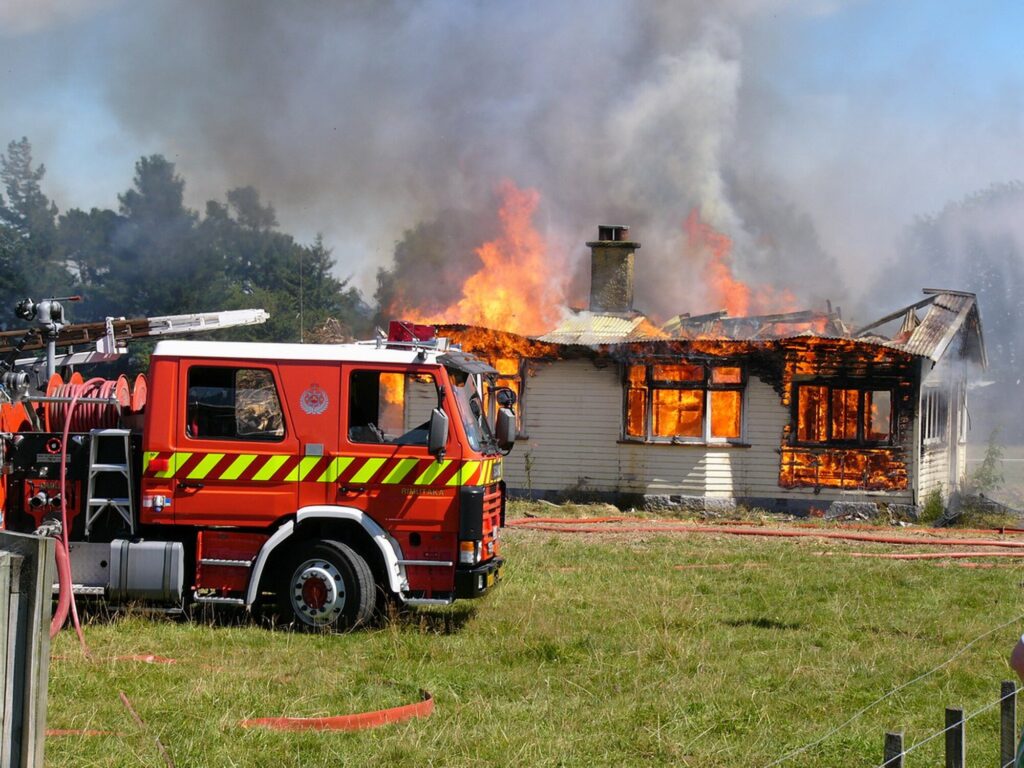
[220,454,256,481]
[480,460,492,484]
[447,461,480,486]
[382,458,419,484]
[415,459,450,485]
[350,457,386,484]
[317,456,354,483]
[188,452,224,480]
[143,451,159,473]
[164,452,190,479]
[252,454,289,481]
[285,456,322,482]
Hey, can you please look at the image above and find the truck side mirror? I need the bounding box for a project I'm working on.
[494,387,517,408]
[428,408,449,459]
[495,407,516,451]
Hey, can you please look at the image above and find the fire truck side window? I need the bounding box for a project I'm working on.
[186,366,284,441]
[348,370,434,445]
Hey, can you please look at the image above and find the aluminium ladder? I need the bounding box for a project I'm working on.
[85,428,134,537]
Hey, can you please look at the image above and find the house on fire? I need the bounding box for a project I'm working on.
[443,226,986,515]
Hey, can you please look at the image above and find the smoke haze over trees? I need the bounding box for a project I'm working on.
[0,137,370,342]
[870,183,1024,441]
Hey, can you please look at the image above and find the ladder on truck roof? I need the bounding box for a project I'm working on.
[4,308,270,371]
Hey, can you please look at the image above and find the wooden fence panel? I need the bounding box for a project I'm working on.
[0,530,54,768]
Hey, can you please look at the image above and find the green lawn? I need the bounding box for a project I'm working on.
[45,511,1024,767]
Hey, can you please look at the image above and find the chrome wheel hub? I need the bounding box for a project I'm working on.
[291,559,346,625]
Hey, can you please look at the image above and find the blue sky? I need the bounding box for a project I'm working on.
[1,0,1022,305]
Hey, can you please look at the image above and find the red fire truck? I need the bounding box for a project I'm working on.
[0,300,514,630]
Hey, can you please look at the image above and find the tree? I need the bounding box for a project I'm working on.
[227,186,278,231]
[99,155,224,317]
[0,138,70,320]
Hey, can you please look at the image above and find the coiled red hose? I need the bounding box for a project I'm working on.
[47,376,129,432]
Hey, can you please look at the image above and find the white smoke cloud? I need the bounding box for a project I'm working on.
[0,0,121,37]
[0,0,859,316]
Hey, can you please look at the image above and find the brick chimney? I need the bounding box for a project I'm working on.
[587,225,640,314]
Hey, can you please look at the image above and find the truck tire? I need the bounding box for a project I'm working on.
[278,540,375,631]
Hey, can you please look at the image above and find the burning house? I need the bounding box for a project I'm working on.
[440,225,986,515]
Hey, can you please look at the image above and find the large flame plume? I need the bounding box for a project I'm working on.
[401,180,567,336]
[684,208,796,317]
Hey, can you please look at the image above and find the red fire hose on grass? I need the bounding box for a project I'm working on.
[507,517,1024,550]
[240,690,435,732]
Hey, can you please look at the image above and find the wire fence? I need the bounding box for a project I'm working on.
[766,612,1024,768]
[877,680,1019,768]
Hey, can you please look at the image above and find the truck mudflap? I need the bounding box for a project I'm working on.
[454,556,504,599]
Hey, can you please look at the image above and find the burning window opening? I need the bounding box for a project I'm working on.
[625,362,745,443]
[794,383,894,446]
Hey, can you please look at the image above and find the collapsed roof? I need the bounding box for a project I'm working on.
[533,289,985,367]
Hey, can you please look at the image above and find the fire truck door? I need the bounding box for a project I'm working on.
[339,368,459,539]
[169,363,301,527]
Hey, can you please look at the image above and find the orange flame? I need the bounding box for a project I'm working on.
[406,180,565,336]
[684,208,796,317]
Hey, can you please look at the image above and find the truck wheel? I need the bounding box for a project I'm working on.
[279,540,375,631]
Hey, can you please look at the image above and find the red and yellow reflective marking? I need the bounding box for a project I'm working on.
[142,452,502,488]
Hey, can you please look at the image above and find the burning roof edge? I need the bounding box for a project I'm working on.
[446,290,985,368]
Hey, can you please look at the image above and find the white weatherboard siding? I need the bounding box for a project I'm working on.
[918,445,949,499]
[503,359,916,505]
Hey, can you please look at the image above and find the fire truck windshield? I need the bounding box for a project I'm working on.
[450,372,495,454]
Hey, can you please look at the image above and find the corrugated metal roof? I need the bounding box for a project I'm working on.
[537,313,667,345]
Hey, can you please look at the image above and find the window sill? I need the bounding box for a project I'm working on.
[617,439,751,448]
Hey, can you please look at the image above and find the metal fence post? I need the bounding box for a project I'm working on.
[883,731,904,767]
[1002,681,1018,768]
[0,530,55,768]
[945,707,965,768]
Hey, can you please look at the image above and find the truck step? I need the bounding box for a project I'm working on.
[193,595,246,606]
[199,558,253,568]
[51,584,106,596]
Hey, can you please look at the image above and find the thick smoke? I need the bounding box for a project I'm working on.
[0,0,836,320]
[870,183,1024,441]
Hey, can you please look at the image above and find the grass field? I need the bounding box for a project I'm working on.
[44,506,1024,767]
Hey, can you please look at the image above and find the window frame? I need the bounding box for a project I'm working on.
[185,364,286,443]
[792,380,896,448]
[345,367,440,447]
[623,361,747,445]
[920,385,950,447]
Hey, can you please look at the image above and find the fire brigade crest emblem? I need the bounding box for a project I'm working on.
[299,384,329,415]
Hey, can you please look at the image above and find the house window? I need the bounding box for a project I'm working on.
[921,387,949,445]
[794,383,893,446]
[625,363,744,442]
[186,366,284,441]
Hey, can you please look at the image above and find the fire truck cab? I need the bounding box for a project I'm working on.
[1,324,514,631]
